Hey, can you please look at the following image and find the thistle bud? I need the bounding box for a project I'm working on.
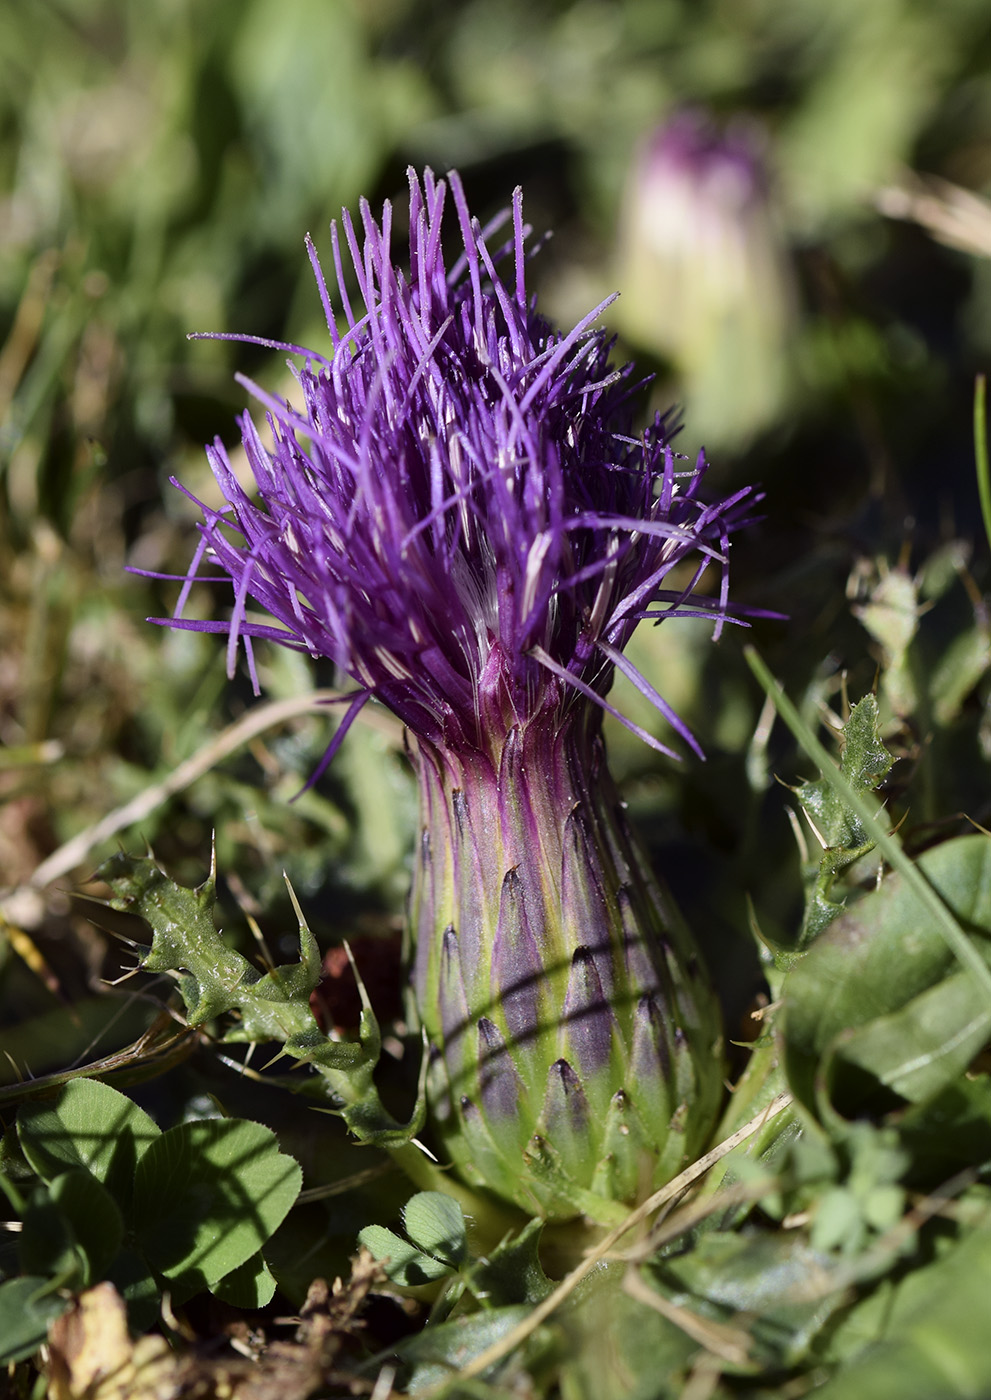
[155,168,764,1221]
[616,109,795,448]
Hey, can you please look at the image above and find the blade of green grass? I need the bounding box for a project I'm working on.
[744,645,991,996]
[974,374,991,557]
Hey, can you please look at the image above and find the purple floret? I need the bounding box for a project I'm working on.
[154,167,762,759]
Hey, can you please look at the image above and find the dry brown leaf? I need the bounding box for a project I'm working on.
[45,1253,389,1400]
[46,1283,178,1400]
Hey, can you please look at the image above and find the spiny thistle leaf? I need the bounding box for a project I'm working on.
[792,694,894,949]
[100,852,424,1147]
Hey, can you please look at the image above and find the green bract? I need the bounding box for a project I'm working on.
[410,714,726,1222]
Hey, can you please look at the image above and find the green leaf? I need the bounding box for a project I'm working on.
[854,568,919,662]
[657,1229,844,1370]
[103,851,323,1033]
[131,1116,301,1304]
[898,1078,991,1184]
[0,1275,69,1365]
[851,568,920,718]
[358,1224,453,1286]
[17,1079,160,1211]
[930,624,991,726]
[467,1219,551,1308]
[811,1186,865,1254]
[19,1187,84,1288]
[810,1212,991,1399]
[401,1191,468,1267]
[795,694,893,850]
[782,834,991,1115]
[394,1303,539,1390]
[107,1248,161,1332]
[0,1122,35,1191]
[558,1272,697,1400]
[49,1169,124,1286]
[827,968,991,1108]
[213,1251,278,1309]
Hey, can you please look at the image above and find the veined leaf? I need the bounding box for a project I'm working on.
[782,834,991,1115]
[131,1116,301,1304]
[17,1079,160,1211]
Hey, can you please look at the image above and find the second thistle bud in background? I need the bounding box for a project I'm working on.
[616,109,796,451]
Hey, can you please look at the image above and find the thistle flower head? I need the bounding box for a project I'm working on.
[157,169,767,1221]
[161,167,760,761]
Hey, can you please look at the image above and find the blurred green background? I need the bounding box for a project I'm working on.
[4,0,991,1043]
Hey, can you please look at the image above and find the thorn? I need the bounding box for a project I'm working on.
[801,807,828,851]
[104,928,142,949]
[344,941,374,1016]
[784,804,810,864]
[2,1050,28,1083]
[104,963,145,986]
[212,1051,273,1085]
[245,913,276,974]
[284,873,310,933]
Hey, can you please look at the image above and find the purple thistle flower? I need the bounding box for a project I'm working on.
[154,168,764,1220]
